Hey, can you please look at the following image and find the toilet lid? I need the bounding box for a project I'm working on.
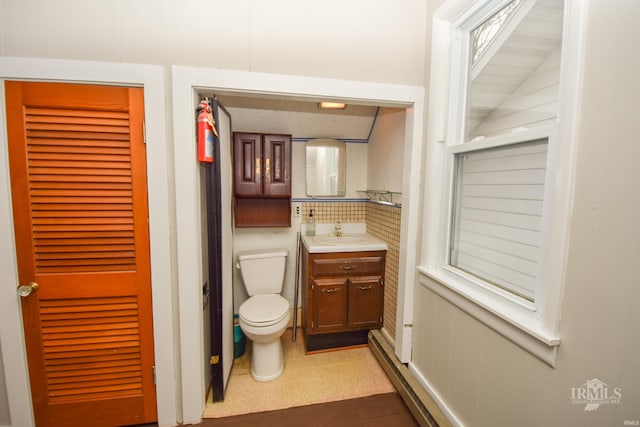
[239,294,289,327]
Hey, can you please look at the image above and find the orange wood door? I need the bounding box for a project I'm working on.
[5,81,157,427]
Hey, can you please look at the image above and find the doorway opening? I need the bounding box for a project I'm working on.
[178,77,423,421]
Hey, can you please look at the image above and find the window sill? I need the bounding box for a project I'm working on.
[417,266,559,367]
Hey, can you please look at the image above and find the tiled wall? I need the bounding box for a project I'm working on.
[301,202,366,223]
[365,203,401,341]
[301,201,401,341]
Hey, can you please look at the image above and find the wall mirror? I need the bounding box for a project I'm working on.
[306,139,346,196]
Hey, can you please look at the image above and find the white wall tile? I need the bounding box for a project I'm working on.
[193,0,220,69]
[0,342,8,425]
[431,293,454,400]
[350,1,412,83]
[513,351,554,427]
[474,329,523,427]
[303,2,332,78]
[448,309,483,426]
[74,1,120,61]
[163,0,198,66]
[248,2,270,73]
[49,0,75,58]
[615,296,640,426]
[379,2,426,84]
[120,0,166,65]
[299,1,368,81]
[2,0,50,57]
[291,142,305,197]
[0,0,426,85]
[345,143,367,198]
[266,2,308,77]
[216,1,251,71]
[0,2,4,56]
[368,108,405,193]
[412,284,437,380]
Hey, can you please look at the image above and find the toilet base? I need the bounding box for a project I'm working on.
[250,338,284,382]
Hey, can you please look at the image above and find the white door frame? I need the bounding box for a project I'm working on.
[170,65,425,423]
[0,57,178,427]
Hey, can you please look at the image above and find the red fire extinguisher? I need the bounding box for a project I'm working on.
[197,98,218,163]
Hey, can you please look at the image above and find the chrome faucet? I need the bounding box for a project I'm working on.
[334,220,342,237]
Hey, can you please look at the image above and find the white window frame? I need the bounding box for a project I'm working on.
[448,131,554,308]
[419,0,586,367]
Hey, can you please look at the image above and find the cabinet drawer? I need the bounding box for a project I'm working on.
[311,253,384,276]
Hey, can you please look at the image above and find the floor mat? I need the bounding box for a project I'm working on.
[203,329,395,418]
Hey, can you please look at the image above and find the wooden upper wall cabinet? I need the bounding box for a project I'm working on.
[233,133,291,197]
[232,132,292,227]
[233,132,262,196]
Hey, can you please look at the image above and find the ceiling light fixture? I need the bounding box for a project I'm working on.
[318,101,346,109]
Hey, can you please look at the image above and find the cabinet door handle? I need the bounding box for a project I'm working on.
[357,285,373,291]
[321,288,339,293]
[341,265,357,271]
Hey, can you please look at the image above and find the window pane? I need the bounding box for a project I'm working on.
[466,0,564,142]
[450,139,548,301]
[471,0,524,65]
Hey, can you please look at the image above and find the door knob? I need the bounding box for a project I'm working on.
[17,282,39,297]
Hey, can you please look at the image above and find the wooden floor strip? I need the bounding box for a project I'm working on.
[137,392,418,427]
[195,393,417,427]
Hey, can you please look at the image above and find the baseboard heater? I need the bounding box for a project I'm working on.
[368,330,447,427]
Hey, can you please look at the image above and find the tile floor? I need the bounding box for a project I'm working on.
[203,329,395,418]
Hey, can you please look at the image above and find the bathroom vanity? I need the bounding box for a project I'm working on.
[300,230,387,352]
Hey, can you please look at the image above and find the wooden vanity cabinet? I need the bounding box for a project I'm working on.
[232,132,291,227]
[302,248,385,351]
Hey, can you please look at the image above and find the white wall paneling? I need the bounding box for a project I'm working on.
[0,0,427,86]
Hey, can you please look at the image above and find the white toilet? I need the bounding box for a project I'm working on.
[237,248,290,382]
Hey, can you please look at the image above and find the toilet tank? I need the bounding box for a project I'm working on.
[237,248,288,296]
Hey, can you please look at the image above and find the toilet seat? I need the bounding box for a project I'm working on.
[239,294,289,327]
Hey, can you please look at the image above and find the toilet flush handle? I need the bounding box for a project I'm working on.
[235,261,240,269]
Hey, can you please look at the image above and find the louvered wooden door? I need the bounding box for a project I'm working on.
[5,81,156,427]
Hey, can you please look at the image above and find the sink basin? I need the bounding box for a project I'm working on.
[303,229,387,253]
[313,234,366,245]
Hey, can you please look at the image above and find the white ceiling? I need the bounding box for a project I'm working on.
[216,94,378,117]
[215,94,378,140]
